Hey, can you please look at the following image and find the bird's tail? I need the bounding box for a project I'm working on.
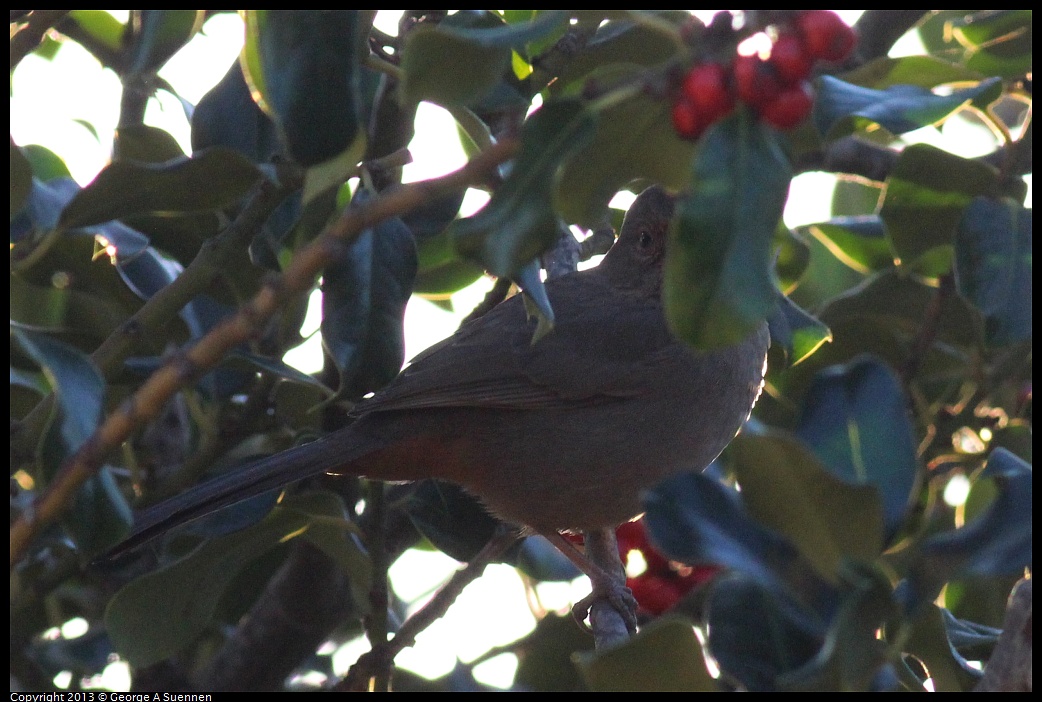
[108,435,356,557]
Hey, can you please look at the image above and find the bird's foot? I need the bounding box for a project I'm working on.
[540,529,638,635]
[571,573,639,634]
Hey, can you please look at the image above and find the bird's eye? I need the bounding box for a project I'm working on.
[638,231,654,249]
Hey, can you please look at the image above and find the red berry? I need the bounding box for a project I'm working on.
[681,62,735,123]
[760,81,814,130]
[615,520,646,554]
[796,10,856,62]
[628,574,684,616]
[732,54,783,108]
[770,31,813,85]
[671,97,707,140]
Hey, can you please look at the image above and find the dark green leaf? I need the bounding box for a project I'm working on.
[515,535,580,582]
[513,257,555,328]
[664,111,790,349]
[113,124,185,163]
[707,574,823,691]
[904,604,982,692]
[576,617,717,691]
[813,76,1003,140]
[513,613,592,691]
[401,188,466,240]
[321,189,417,399]
[802,216,894,274]
[794,356,921,538]
[903,449,1032,609]
[819,269,985,359]
[106,492,357,667]
[59,148,262,228]
[556,66,696,226]
[226,350,330,391]
[11,141,32,219]
[453,99,596,277]
[766,294,833,368]
[732,430,885,582]
[126,10,202,76]
[12,329,104,463]
[12,329,132,555]
[249,10,364,167]
[405,480,506,564]
[444,9,567,48]
[192,59,282,162]
[880,144,1000,270]
[954,197,1031,346]
[644,472,821,600]
[779,564,898,691]
[415,215,477,282]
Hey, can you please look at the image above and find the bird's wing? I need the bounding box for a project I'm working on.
[357,273,680,414]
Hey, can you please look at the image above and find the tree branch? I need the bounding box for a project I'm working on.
[10,140,518,568]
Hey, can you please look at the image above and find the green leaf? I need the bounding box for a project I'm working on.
[126,10,202,76]
[766,294,833,368]
[880,144,1001,270]
[106,492,361,668]
[556,65,696,226]
[954,198,1031,346]
[246,10,365,167]
[841,55,986,90]
[793,356,921,538]
[802,217,894,274]
[67,10,125,53]
[552,12,693,93]
[58,148,262,228]
[952,10,1033,78]
[664,111,790,349]
[732,430,885,582]
[576,617,717,691]
[813,76,1003,140]
[400,21,510,108]
[453,98,597,277]
[20,144,72,182]
[774,221,812,291]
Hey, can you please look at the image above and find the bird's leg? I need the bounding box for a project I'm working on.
[541,529,638,640]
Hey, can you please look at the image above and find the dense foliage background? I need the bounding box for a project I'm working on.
[10,10,1031,692]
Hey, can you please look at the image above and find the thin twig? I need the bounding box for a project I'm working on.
[337,528,521,691]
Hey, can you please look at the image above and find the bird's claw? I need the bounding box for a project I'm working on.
[572,574,639,634]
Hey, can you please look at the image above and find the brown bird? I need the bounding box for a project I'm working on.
[119,186,768,610]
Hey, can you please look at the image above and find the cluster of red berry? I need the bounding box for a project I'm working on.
[671,11,857,139]
[617,519,721,616]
